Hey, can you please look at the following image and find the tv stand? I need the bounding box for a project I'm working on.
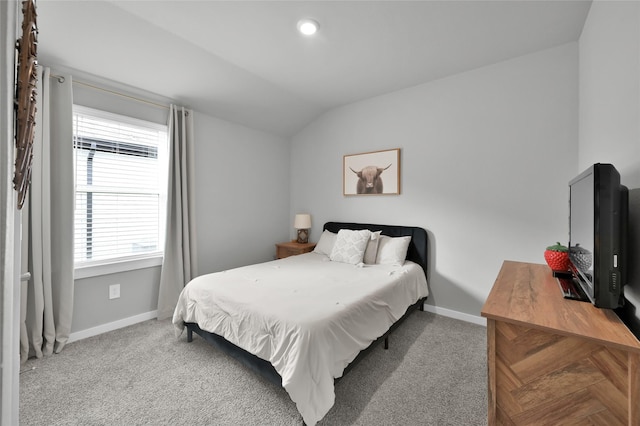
[481,261,640,425]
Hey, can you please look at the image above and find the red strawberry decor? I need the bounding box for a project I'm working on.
[544,242,570,271]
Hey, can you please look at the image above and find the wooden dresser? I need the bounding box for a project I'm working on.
[481,260,640,425]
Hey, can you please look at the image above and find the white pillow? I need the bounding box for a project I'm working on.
[330,229,371,265]
[363,231,382,264]
[376,235,411,266]
[313,230,337,256]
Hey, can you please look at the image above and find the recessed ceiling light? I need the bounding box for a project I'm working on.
[297,19,319,36]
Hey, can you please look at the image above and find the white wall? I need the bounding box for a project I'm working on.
[291,43,579,318]
[72,266,161,335]
[192,112,291,275]
[579,0,640,334]
[579,1,640,175]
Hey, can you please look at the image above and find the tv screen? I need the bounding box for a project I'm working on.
[568,163,628,309]
[569,170,595,298]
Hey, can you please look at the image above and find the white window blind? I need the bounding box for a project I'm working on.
[73,106,168,266]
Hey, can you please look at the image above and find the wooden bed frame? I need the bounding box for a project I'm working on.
[184,221,429,388]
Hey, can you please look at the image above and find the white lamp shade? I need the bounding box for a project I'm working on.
[294,214,311,229]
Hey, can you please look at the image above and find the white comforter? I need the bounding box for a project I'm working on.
[172,252,428,425]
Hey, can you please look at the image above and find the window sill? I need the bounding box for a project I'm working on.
[74,255,163,280]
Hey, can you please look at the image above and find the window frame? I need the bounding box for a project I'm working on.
[72,105,168,277]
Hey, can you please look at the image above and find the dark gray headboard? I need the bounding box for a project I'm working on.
[323,222,428,276]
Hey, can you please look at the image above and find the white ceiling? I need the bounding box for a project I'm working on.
[35,0,592,137]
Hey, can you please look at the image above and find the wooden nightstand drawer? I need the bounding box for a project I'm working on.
[275,241,316,259]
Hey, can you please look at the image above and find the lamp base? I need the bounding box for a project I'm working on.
[297,229,309,244]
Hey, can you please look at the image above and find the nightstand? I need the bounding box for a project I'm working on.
[275,241,316,259]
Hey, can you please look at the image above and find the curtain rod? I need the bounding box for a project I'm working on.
[50,73,169,110]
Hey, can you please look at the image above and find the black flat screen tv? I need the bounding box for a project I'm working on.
[568,163,628,309]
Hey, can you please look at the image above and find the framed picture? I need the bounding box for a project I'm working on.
[343,148,400,196]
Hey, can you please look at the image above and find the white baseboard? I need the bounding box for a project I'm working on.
[422,303,487,327]
[68,310,158,343]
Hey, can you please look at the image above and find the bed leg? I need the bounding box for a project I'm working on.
[187,328,193,343]
[384,336,389,350]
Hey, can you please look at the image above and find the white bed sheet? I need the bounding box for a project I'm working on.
[172,252,428,425]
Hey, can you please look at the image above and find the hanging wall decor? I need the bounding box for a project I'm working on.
[343,148,401,196]
[14,0,38,209]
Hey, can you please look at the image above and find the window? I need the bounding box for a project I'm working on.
[73,106,168,268]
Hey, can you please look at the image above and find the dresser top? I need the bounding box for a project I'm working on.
[481,260,640,353]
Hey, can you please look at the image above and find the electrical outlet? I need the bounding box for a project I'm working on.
[109,284,120,300]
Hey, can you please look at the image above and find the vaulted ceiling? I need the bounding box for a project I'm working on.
[36,0,591,137]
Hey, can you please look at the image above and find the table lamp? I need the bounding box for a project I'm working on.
[294,214,311,244]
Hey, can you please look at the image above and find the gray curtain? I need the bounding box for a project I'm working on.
[20,67,75,362]
[157,105,197,320]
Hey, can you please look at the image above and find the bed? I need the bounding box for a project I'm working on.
[173,221,429,425]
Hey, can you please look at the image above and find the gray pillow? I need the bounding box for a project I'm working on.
[363,231,382,264]
[313,230,337,256]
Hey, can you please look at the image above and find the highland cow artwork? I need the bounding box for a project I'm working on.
[343,149,400,196]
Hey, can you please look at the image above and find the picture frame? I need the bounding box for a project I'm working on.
[343,148,400,196]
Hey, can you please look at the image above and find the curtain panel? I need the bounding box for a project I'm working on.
[20,67,75,362]
[157,105,197,320]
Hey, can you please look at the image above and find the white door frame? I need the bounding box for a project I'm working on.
[1,1,21,425]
